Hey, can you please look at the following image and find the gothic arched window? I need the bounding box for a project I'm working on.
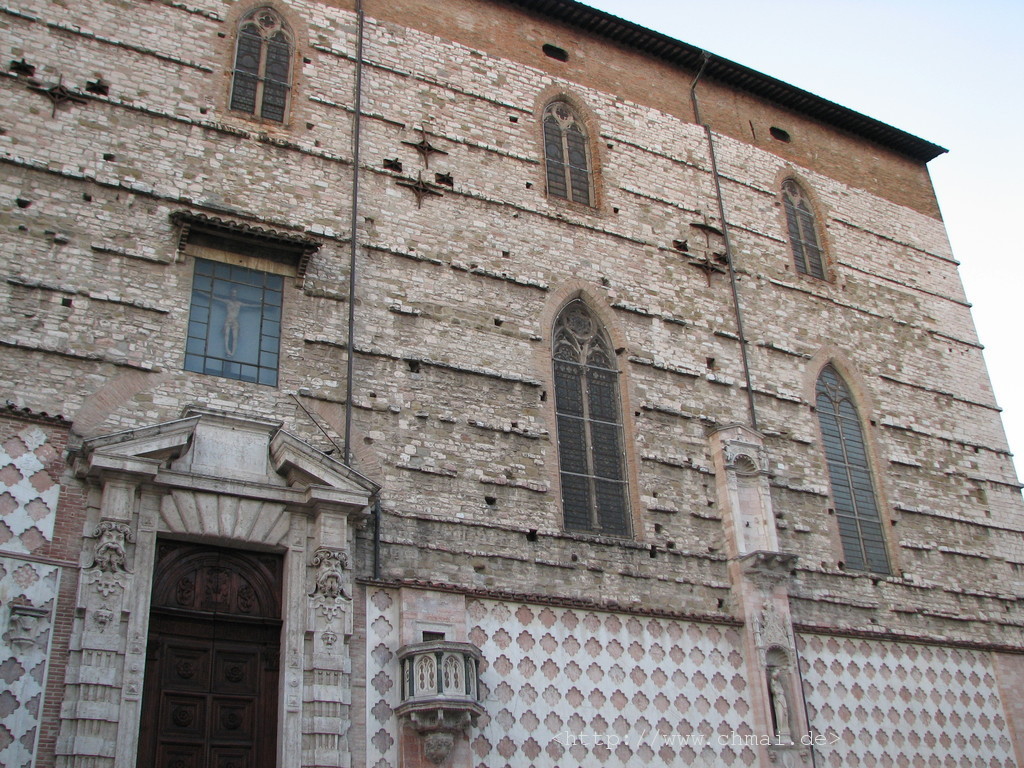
[782,180,826,279]
[816,366,890,573]
[230,8,292,123]
[543,101,592,206]
[553,301,630,536]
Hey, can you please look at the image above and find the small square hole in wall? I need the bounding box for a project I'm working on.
[542,44,569,62]
[61,297,73,307]
[422,631,446,642]
[434,172,453,187]
[384,158,403,172]
[769,126,791,142]
[85,78,109,96]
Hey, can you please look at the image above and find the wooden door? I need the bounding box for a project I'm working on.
[138,542,283,768]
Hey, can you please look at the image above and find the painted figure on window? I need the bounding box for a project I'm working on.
[185,259,283,386]
[213,287,260,357]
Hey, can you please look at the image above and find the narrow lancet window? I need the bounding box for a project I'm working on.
[553,301,629,535]
[543,102,592,206]
[230,8,291,123]
[816,366,890,573]
[782,180,826,279]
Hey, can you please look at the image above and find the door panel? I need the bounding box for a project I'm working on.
[139,544,282,768]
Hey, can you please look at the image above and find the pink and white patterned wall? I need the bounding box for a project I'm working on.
[0,424,61,554]
[798,633,1018,767]
[365,587,757,768]
[0,556,60,768]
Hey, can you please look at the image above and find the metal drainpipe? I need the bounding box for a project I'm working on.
[690,55,816,764]
[372,498,382,580]
[343,0,366,464]
[688,52,758,431]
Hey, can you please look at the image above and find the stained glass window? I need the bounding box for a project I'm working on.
[553,301,629,535]
[816,366,890,573]
[543,102,592,206]
[185,258,282,386]
[783,180,826,279]
[230,9,291,123]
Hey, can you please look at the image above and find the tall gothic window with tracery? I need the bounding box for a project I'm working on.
[543,101,592,206]
[553,301,630,536]
[815,366,890,573]
[230,8,292,123]
[782,180,826,279]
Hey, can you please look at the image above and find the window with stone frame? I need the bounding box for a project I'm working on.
[782,179,826,279]
[815,365,890,574]
[552,301,630,536]
[185,258,283,386]
[543,101,593,206]
[174,211,319,388]
[230,7,292,123]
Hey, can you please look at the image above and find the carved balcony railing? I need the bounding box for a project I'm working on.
[395,640,485,764]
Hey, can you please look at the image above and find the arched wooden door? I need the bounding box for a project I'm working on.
[138,541,283,768]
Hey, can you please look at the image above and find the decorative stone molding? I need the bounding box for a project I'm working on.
[6,603,51,649]
[724,441,768,474]
[756,603,792,654]
[90,520,135,573]
[311,546,349,600]
[396,640,485,765]
[739,550,798,587]
[768,742,813,768]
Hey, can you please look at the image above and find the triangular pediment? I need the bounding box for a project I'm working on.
[76,409,378,506]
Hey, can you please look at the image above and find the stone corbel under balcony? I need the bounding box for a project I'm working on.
[396,640,485,764]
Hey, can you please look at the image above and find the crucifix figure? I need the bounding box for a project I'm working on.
[212,287,259,357]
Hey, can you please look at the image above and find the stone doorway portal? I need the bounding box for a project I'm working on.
[138,541,283,768]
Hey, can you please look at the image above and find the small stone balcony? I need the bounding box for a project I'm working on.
[395,640,485,764]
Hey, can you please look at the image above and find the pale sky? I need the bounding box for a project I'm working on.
[583,0,1024,479]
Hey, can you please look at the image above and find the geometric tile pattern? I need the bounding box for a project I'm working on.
[798,634,1019,768]
[0,425,61,555]
[365,588,757,768]
[0,555,60,768]
[466,598,756,768]
[365,587,401,768]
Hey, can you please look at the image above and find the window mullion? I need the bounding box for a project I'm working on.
[560,132,573,203]
[255,37,268,118]
[578,359,599,531]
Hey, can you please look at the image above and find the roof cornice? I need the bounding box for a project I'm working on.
[501,0,947,162]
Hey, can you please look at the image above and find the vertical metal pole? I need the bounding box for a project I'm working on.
[344,0,366,464]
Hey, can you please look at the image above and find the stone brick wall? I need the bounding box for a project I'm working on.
[2,0,1022,764]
